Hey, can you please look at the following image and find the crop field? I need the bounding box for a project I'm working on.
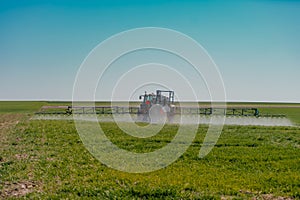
[1,102,300,199]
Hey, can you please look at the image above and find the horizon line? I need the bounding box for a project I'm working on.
[1,99,300,104]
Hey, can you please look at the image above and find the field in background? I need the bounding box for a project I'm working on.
[0,101,300,199]
[1,101,300,125]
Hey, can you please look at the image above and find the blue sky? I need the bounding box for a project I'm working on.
[0,0,299,102]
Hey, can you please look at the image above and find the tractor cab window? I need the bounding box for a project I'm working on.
[143,95,153,103]
[147,95,156,102]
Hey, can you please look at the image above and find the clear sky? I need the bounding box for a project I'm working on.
[0,0,299,102]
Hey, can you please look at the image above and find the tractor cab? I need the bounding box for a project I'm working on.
[139,92,156,106]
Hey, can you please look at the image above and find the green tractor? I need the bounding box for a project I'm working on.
[138,90,176,122]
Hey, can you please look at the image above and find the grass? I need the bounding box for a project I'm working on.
[1,118,300,199]
[0,101,300,199]
[0,101,46,114]
[259,107,300,125]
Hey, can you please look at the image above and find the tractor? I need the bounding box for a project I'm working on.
[138,90,176,122]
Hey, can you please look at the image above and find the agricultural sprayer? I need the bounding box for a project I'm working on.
[36,90,285,122]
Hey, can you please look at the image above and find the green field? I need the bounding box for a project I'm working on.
[1,102,300,199]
